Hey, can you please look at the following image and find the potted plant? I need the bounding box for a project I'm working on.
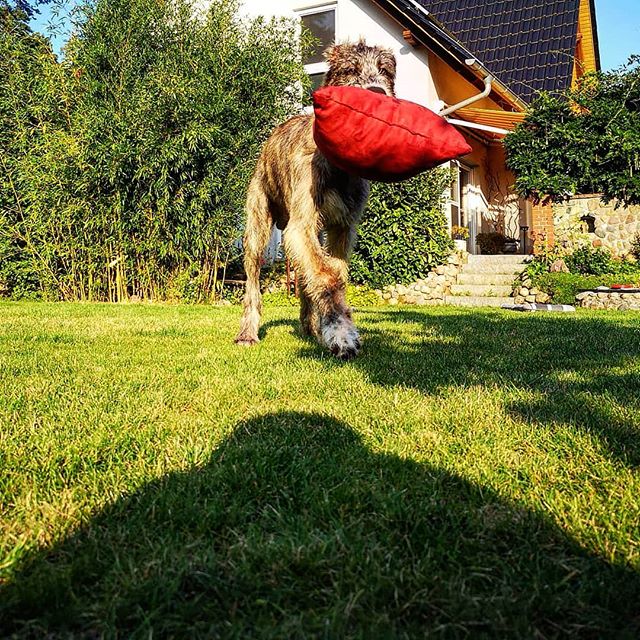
[476,231,506,255]
[451,225,469,252]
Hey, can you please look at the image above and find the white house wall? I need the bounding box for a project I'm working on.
[240,0,440,110]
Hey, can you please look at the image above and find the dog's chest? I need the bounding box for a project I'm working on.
[318,169,369,227]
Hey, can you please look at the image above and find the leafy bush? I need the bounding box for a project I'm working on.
[261,291,298,307]
[0,0,307,301]
[0,236,41,299]
[350,170,453,288]
[523,254,559,281]
[632,233,640,261]
[523,241,640,303]
[563,245,615,275]
[534,272,640,305]
[346,285,382,308]
[261,284,381,308]
[505,57,640,206]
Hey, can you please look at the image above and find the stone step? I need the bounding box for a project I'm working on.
[457,273,518,286]
[450,284,514,297]
[444,296,514,308]
[467,254,531,264]
[460,263,526,275]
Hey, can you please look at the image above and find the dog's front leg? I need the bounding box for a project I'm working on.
[284,220,360,360]
[299,288,320,338]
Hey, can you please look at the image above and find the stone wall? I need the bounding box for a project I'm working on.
[553,195,640,257]
[376,252,464,305]
[576,290,640,311]
[511,271,551,304]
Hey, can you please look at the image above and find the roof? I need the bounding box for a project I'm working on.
[415,0,590,103]
[373,0,527,110]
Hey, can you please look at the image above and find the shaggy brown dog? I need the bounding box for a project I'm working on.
[235,41,396,359]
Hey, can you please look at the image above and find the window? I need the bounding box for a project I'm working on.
[450,162,471,229]
[299,5,336,98]
[450,168,461,228]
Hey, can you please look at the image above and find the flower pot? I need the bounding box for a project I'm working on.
[454,239,467,252]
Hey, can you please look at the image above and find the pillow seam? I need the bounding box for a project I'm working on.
[317,93,445,140]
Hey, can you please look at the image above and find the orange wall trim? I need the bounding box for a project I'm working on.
[573,0,599,87]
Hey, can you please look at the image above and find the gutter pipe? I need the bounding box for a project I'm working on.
[439,64,510,135]
[439,66,493,116]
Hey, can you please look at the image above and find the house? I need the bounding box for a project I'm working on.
[240,0,600,255]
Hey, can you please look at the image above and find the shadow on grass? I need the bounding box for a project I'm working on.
[2,412,639,638]
[291,308,640,467]
[258,316,309,342]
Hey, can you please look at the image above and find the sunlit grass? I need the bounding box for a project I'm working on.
[1,301,639,638]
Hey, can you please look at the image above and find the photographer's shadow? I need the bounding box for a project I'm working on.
[2,412,639,637]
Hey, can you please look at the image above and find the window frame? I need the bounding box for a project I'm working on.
[298,3,338,78]
[449,160,473,230]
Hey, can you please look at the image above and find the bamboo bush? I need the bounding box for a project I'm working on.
[0,0,307,301]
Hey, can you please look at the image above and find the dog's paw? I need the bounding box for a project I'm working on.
[235,334,259,347]
[321,315,361,360]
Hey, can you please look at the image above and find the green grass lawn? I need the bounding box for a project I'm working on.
[1,301,639,638]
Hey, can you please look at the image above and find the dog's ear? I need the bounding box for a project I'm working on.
[379,48,397,77]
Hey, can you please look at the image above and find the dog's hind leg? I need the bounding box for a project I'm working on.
[284,208,360,359]
[324,224,357,285]
[235,176,272,346]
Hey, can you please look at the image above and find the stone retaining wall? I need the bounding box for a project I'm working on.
[511,272,551,304]
[575,291,640,310]
[376,252,464,305]
[553,195,640,257]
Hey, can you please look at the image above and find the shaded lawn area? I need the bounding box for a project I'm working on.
[0,301,639,638]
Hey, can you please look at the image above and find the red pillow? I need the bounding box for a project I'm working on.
[313,86,472,182]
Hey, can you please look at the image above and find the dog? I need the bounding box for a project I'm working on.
[235,40,397,359]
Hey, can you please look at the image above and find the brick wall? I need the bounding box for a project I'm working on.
[530,201,555,254]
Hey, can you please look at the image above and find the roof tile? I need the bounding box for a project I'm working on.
[416,0,580,102]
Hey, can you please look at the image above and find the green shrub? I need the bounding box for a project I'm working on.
[505,58,640,206]
[0,0,307,301]
[534,272,640,304]
[523,254,558,280]
[261,285,381,308]
[262,291,298,307]
[350,170,453,288]
[346,285,382,308]
[523,244,640,297]
[631,233,640,261]
[563,245,615,275]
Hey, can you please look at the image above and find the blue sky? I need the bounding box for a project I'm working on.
[594,0,640,70]
[29,1,76,55]
[30,0,639,71]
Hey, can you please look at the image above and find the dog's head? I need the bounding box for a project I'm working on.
[322,40,396,97]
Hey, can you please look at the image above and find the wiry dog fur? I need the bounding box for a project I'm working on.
[235,41,396,359]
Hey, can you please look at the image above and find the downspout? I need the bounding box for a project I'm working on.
[439,63,493,116]
[438,60,510,136]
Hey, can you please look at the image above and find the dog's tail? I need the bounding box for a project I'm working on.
[235,172,273,346]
